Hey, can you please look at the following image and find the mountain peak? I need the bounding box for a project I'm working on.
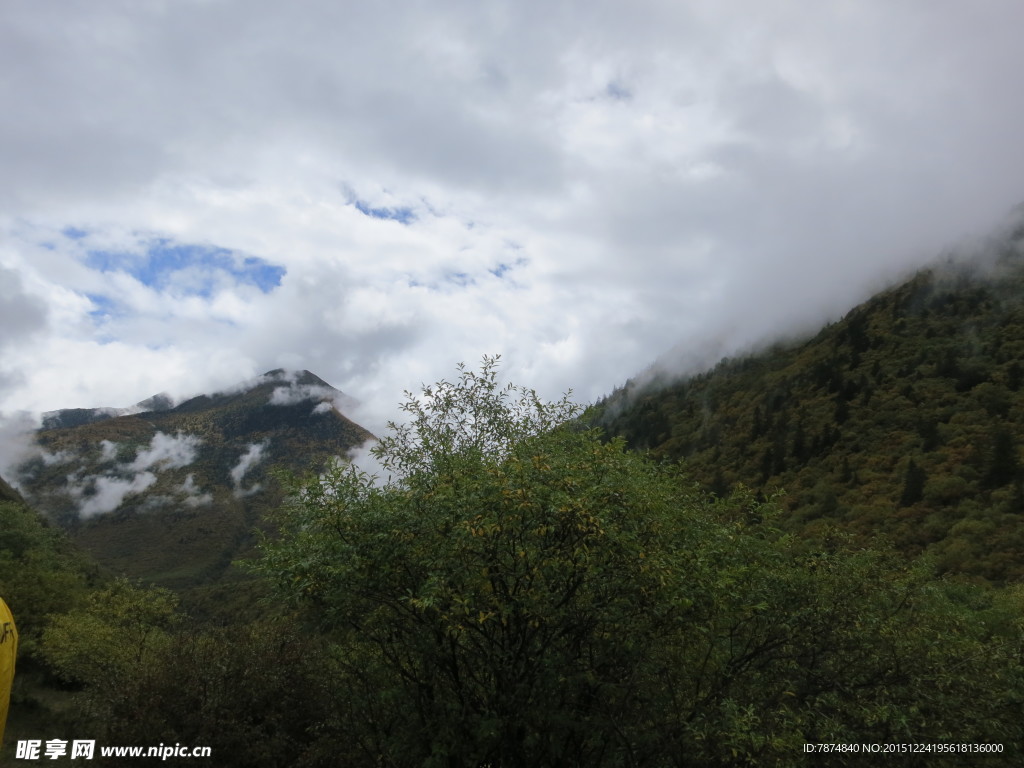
[42,369,353,430]
[261,368,337,390]
[16,369,374,590]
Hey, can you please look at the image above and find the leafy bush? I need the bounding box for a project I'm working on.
[254,359,1024,767]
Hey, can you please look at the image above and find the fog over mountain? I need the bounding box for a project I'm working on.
[6,369,374,589]
[12,368,370,516]
[2,1,1023,440]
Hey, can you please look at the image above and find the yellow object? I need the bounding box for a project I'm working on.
[0,597,16,747]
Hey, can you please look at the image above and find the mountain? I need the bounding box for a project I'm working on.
[15,369,374,599]
[598,225,1024,583]
[0,473,23,504]
[42,392,176,430]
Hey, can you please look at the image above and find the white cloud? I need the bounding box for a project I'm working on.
[345,440,392,489]
[179,473,213,508]
[99,440,119,462]
[0,0,1022,433]
[77,471,158,518]
[40,449,75,467]
[0,411,41,486]
[44,431,201,517]
[268,381,357,416]
[230,441,268,496]
[268,383,333,406]
[129,431,201,472]
[0,266,47,353]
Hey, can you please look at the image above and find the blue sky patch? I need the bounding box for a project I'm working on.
[85,293,121,343]
[62,226,89,240]
[86,293,119,318]
[489,256,527,280]
[84,240,286,297]
[353,199,417,225]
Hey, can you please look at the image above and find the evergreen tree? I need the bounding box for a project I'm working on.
[792,419,807,463]
[833,396,850,425]
[1007,361,1023,391]
[899,459,926,507]
[985,427,1019,489]
[838,456,853,485]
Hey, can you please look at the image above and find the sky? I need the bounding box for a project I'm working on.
[2,0,1024,452]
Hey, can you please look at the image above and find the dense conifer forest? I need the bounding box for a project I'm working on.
[600,244,1024,584]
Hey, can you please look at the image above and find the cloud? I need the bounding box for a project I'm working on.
[0,266,49,402]
[129,431,201,472]
[268,383,333,406]
[1,0,1024,434]
[230,441,268,496]
[40,449,75,467]
[0,411,41,486]
[179,473,213,508]
[99,440,119,462]
[269,382,356,415]
[76,471,158,518]
[0,266,48,349]
[261,370,360,415]
[47,431,201,517]
[345,440,392,488]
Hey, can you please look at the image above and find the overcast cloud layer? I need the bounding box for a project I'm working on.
[2,1,1023,441]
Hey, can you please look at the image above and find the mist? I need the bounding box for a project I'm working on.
[230,442,269,497]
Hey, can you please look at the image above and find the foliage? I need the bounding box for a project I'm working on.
[0,499,98,660]
[41,579,181,691]
[374,356,583,477]
[0,496,103,761]
[255,359,1024,766]
[41,586,336,767]
[599,253,1024,583]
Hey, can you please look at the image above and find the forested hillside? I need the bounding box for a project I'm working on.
[599,235,1024,582]
[14,369,373,602]
[0,492,103,748]
[3,360,1024,766]
[0,475,22,504]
